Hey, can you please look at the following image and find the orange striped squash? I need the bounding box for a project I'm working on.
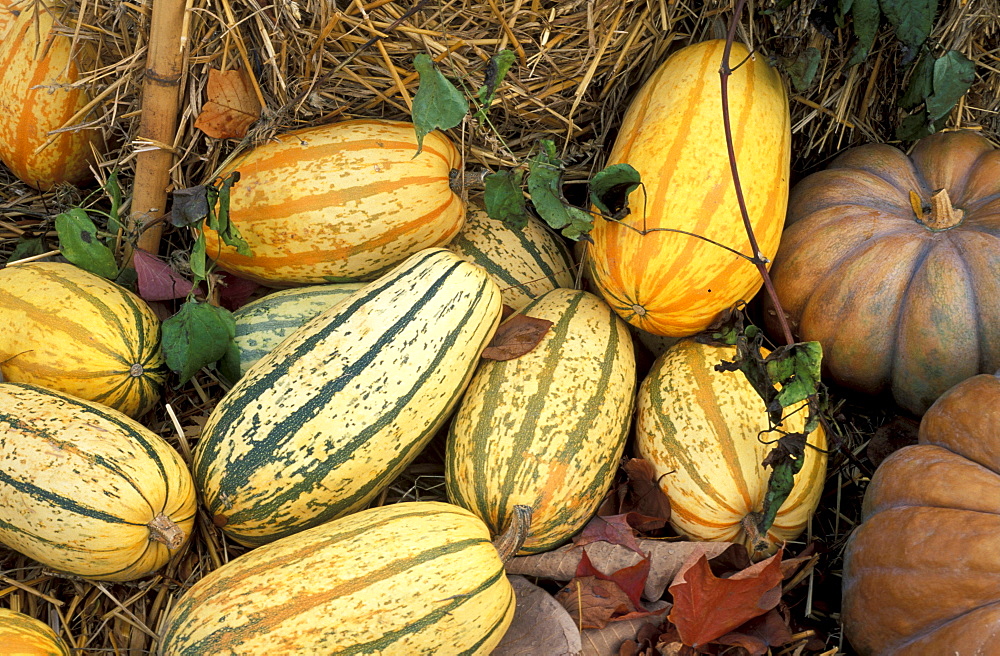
[585,40,791,337]
[0,1,16,38]
[0,608,71,656]
[0,2,104,190]
[202,119,465,286]
[635,339,827,558]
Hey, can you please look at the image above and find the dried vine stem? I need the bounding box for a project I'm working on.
[720,0,794,347]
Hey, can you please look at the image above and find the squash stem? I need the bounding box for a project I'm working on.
[148,513,187,550]
[923,188,964,231]
[492,505,533,563]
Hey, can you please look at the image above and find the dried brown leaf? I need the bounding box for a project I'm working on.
[556,576,635,630]
[492,576,582,656]
[194,68,262,139]
[620,459,672,528]
[580,600,670,656]
[481,312,553,360]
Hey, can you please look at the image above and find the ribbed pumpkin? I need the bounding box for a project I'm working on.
[0,1,15,37]
[0,2,104,190]
[763,130,1000,416]
[0,262,166,417]
[201,119,465,286]
[635,339,827,557]
[159,501,519,655]
[585,39,790,337]
[841,372,1000,655]
[0,383,196,581]
[231,282,365,378]
[448,202,575,310]
[446,288,636,553]
[194,249,503,546]
[0,608,72,656]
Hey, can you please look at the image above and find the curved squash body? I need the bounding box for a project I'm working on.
[0,609,71,656]
[194,249,503,546]
[586,40,790,337]
[0,262,166,418]
[446,288,636,553]
[159,501,514,655]
[0,3,104,190]
[202,119,465,286]
[232,282,365,378]
[635,340,827,556]
[0,383,196,581]
[449,203,575,310]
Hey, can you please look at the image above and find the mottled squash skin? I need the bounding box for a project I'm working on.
[764,130,1000,416]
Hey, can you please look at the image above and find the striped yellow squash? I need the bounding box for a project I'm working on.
[635,339,827,557]
[193,248,503,546]
[0,608,71,656]
[0,383,196,581]
[202,119,465,286]
[0,262,166,418]
[448,202,575,310]
[0,2,104,190]
[231,282,365,378]
[446,288,636,553]
[585,39,791,337]
[159,501,516,655]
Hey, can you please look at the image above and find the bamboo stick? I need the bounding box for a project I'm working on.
[130,0,189,256]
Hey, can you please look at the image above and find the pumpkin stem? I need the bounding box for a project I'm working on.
[922,188,964,231]
[492,505,533,563]
[742,512,772,558]
[148,513,187,550]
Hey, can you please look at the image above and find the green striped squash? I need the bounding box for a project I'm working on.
[448,202,575,310]
[446,288,636,553]
[0,262,166,418]
[231,282,365,378]
[0,383,196,581]
[193,248,503,546]
[635,339,827,557]
[0,608,71,656]
[202,119,466,286]
[159,501,515,655]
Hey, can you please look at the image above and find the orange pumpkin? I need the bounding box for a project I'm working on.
[0,2,104,189]
[763,130,1000,415]
[585,39,791,337]
[841,371,1000,654]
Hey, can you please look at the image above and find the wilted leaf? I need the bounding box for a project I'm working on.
[5,236,45,264]
[867,415,920,467]
[507,540,733,603]
[215,270,261,311]
[412,54,467,154]
[482,312,553,360]
[161,300,237,384]
[194,68,262,139]
[54,209,119,280]
[667,550,784,648]
[485,169,529,229]
[764,341,822,411]
[476,49,516,120]
[171,185,210,227]
[132,248,192,301]
[492,576,582,656]
[782,47,821,91]
[589,163,641,219]
[756,434,809,542]
[580,600,670,656]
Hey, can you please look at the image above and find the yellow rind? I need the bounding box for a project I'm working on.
[0,608,72,656]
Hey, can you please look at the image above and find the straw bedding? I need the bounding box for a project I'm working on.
[1,0,999,653]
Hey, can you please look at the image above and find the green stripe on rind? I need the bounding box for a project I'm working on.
[0,609,72,656]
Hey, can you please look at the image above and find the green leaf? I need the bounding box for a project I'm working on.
[411,53,468,154]
[926,50,976,121]
[879,0,937,53]
[526,140,594,240]
[589,163,641,218]
[214,171,251,256]
[190,230,208,284]
[55,209,119,279]
[846,0,880,66]
[475,50,517,120]
[899,50,935,110]
[105,171,123,235]
[764,341,823,411]
[217,338,243,385]
[161,300,237,384]
[783,47,822,91]
[895,111,939,141]
[484,169,529,229]
[5,237,45,264]
[756,433,809,537]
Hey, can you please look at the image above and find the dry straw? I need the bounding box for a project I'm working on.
[2,0,1000,653]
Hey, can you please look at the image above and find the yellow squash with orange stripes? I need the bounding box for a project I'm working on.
[0,608,72,656]
[635,339,826,558]
[202,119,466,286]
[585,39,791,337]
[0,1,105,190]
